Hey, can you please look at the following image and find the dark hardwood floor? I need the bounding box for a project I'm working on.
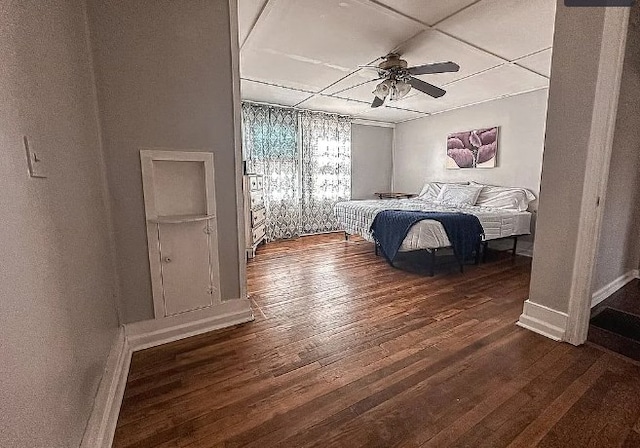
[592,279,640,318]
[113,234,640,448]
[589,279,640,362]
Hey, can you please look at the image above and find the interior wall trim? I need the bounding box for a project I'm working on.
[591,269,640,308]
[230,0,249,301]
[125,298,254,351]
[517,299,568,342]
[81,299,254,447]
[80,327,131,448]
[352,118,396,128]
[564,7,631,346]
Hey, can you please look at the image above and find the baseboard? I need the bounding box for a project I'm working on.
[516,241,534,258]
[486,238,533,257]
[82,298,254,447]
[517,299,568,341]
[125,298,254,351]
[591,269,640,308]
[80,327,132,448]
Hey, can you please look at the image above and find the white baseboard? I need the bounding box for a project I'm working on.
[591,269,639,308]
[125,298,254,351]
[516,240,534,258]
[486,238,534,257]
[80,327,132,448]
[82,298,254,447]
[517,299,568,341]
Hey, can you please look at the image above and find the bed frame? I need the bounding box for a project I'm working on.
[344,231,521,276]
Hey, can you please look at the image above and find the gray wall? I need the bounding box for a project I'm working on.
[87,0,242,323]
[593,4,640,292]
[351,124,394,199]
[528,4,606,313]
[0,1,120,446]
[392,89,549,208]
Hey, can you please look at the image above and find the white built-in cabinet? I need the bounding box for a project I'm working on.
[140,150,221,319]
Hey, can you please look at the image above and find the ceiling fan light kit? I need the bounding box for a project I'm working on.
[373,79,411,101]
[368,53,460,108]
[373,79,392,99]
[391,80,412,100]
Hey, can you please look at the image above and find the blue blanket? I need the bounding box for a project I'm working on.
[370,210,484,264]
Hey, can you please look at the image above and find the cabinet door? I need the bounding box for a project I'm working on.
[158,221,213,316]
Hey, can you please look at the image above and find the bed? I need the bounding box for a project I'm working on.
[334,181,535,273]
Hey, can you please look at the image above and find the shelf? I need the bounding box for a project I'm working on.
[148,214,216,224]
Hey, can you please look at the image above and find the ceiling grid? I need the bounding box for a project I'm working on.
[238,0,555,124]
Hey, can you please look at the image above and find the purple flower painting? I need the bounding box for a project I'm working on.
[446,127,498,169]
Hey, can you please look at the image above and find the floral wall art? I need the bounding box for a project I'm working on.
[446,126,498,169]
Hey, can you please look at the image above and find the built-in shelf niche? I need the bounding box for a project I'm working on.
[140,150,221,319]
[151,159,207,218]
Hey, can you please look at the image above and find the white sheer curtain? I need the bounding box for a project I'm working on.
[300,110,351,234]
[241,103,351,241]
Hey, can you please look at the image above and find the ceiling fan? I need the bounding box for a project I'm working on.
[363,53,460,108]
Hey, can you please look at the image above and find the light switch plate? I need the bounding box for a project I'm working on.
[23,136,47,178]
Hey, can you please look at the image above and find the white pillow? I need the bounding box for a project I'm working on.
[471,182,536,211]
[436,184,483,206]
[418,181,469,201]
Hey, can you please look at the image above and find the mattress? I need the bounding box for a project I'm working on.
[334,198,531,252]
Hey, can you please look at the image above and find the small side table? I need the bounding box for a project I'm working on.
[375,192,417,199]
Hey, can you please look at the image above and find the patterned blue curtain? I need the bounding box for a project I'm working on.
[241,102,351,241]
[242,103,300,240]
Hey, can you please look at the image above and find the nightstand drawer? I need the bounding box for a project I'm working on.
[250,190,264,209]
[248,175,263,191]
[251,207,266,227]
[252,223,266,244]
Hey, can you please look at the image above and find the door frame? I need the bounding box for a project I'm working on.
[228,0,249,302]
[563,6,630,345]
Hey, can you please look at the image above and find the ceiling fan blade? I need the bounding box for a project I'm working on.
[371,96,384,108]
[408,77,446,98]
[407,61,460,76]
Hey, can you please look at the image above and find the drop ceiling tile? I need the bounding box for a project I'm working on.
[388,92,446,114]
[323,69,375,93]
[374,0,479,25]
[241,79,313,106]
[237,0,555,118]
[516,49,553,78]
[326,29,506,104]
[395,30,504,85]
[297,95,370,116]
[243,0,426,70]
[238,0,268,46]
[393,64,549,114]
[326,73,380,103]
[355,106,426,123]
[436,0,556,61]
[241,48,349,92]
[333,82,380,104]
[462,64,549,95]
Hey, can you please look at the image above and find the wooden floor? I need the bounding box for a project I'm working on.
[589,279,640,362]
[113,234,640,448]
[592,279,640,318]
